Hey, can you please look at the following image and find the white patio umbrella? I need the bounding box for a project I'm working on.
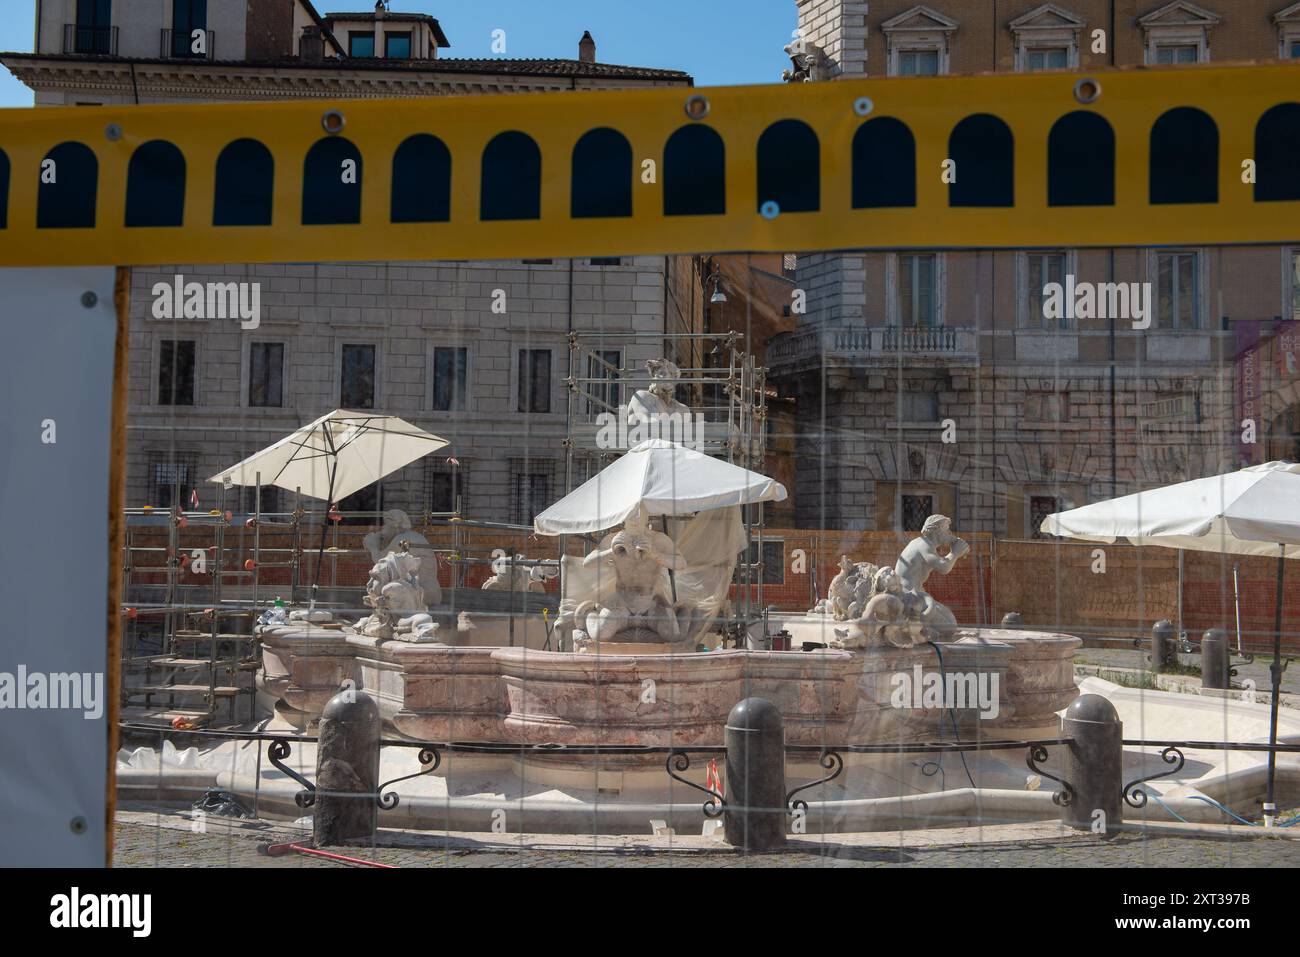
[532,438,787,535]
[209,410,448,588]
[1041,460,1300,824]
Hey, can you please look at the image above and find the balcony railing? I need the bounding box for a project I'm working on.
[767,325,975,365]
[161,28,216,60]
[63,23,118,56]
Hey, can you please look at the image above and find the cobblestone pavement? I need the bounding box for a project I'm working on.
[1075,647,1300,697]
[112,815,1299,868]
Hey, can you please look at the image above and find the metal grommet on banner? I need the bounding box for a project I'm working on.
[322,109,347,134]
[1074,77,1101,104]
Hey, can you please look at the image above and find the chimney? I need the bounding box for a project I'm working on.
[300,25,324,63]
[578,30,596,63]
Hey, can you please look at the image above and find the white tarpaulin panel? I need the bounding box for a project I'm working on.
[0,267,116,866]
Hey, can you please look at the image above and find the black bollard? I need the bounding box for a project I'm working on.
[1151,619,1176,674]
[313,685,380,847]
[1201,628,1229,690]
[724,697,787,852]
[1060,694,1123,835]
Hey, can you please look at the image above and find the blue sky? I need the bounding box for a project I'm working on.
[0,1,799,107]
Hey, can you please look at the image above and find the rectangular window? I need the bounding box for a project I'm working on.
[898,254,936,327]
[341,344,376,409]
[587,350,622,413]
[518,349,552,413]
[590,257,622,266]
[244,485,280,516]
[512,466,552,525]
[75,0,113,54]
[1155,44,1199,64]
[1026,47,1068,70]
[1157,252,1199,329]
[158,340,196,406]
[899,49,939,75]
[349,31,375,57]
[1291,40,1300,59]
[424,459,465,514]
[1027,252,1067,328]
[901,391,939,422]
[385,31,411,58]
[248,342,284,408]
[171,0,207,57]
[901,494,935,532]
[1030,495,1059,539]
[1025,392,1070,423]
[150,454,197,510]
[1291,251,1300,322]
[431,346,468,412]
[736,540,785,586]
[337,484,381,525]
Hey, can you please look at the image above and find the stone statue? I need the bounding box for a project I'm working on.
[363,509,441,606]
[482,554,555,592]
[626,358,692,428]
[782,38,832,83]
[833,567,927,650]
[825,555,878,621]
[894,514,969,629]
[355,543,439,642]
[571,509,699,649]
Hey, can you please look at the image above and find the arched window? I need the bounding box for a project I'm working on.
[851,117,916,208]
[571,127,632,218]
[480,131,541,221]
[125,140,186,227]
[302,136,362,225]
[391,133,451,223]
[1047,111,1114,207]
[1254,103,1300,202]
[214,138,274,226]
[1149,107,1217,204]
[756,119,819,213]
[37,141,98,229]
[0,148,9,229]
[663,124,725,216]
[948,114,1014,207]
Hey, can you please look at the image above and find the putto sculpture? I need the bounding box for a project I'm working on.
[354,542,439,642]
[363,509,441,606]
[893,514,970,628]
[481,553,556,592]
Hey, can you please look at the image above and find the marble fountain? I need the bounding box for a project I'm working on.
[116,375,1300,834]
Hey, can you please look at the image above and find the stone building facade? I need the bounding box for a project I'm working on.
[773,0,1300,535]
[3,0,706,524]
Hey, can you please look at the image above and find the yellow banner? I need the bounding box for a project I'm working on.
[0,62,1297,266]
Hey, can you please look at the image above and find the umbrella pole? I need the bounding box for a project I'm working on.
[1265,544,1286,827]
[312,463,338,600]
